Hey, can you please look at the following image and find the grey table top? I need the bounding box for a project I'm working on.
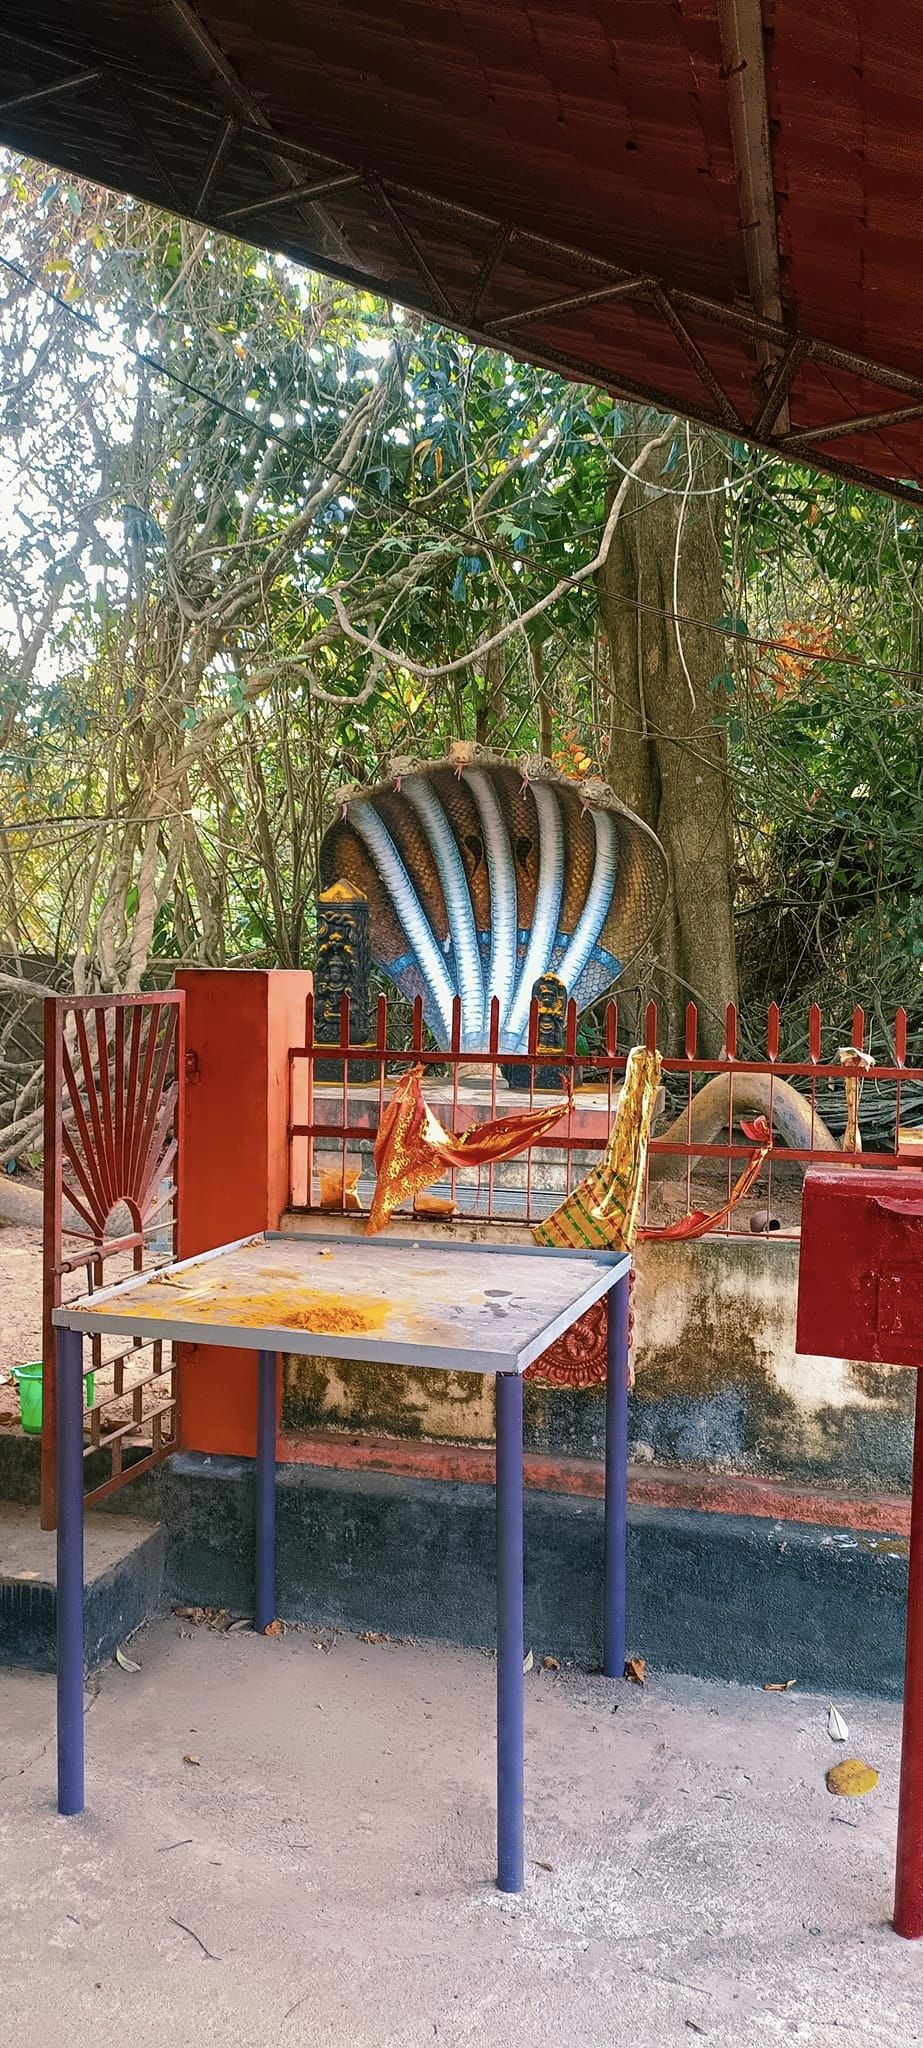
[53,1232,631,1375]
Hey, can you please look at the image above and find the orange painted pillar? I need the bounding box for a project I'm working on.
[175,969,311,1457]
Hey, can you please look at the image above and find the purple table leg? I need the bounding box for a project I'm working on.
[603,1270,631,1680]
[255,1349,277,1633]
[56,1326,85,1815]
[496,1369,524,1893]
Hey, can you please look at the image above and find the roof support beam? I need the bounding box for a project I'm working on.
[717,0,789,425]
[488,277,648,333]
[217,173,362,227]
[650,285,742,428]
[783,401,923,449]
[192,114,236,214]
[466,226,510,323]
[751,335,809,438]
[0,69,100,115]
[166,0,361,270]
[366,177,456,321]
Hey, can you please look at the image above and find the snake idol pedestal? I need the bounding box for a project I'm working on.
[317,750,668,1063]
[312,879,377,1082]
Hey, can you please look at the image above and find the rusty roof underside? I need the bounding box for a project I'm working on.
[3,3,923,503]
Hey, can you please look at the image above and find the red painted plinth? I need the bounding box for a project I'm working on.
[176,969,311,1457]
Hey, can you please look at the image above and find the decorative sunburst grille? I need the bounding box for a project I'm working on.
[41,994,185,1528]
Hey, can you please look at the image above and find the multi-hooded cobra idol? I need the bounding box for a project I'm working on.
[318,748,668,1055]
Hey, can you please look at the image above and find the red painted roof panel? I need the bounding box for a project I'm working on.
[1,2,923,497]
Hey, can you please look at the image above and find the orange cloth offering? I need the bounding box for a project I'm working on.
[367,1065,572,1235]
[638,1118,771,1241]
[317,1163,362,1213]
[413,1192,457,1219]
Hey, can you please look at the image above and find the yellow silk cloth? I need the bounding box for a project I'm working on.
[367,1065,573,1235]
[838,1045,873,1158]
[533,1050,773,1256]
[532,1046,662,1254]
[527,1048,771,1389]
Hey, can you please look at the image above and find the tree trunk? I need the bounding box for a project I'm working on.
[474,639,506,746]
[597,430,737,1055]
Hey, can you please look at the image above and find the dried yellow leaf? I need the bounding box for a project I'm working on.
[826,1757,879,1798]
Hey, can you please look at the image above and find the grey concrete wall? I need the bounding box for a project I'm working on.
[118,1451,915,1698]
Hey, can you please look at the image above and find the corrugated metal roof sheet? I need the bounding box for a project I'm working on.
[2,1,923,499]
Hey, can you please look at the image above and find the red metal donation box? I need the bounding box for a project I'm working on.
[800,1165,923,1939]
[797,1167,923,1368]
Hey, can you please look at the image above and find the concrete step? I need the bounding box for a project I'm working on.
[0,1502,164,1673]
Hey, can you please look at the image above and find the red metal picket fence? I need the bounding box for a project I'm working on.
[288,991,923,1239]
[41,993,184,1528]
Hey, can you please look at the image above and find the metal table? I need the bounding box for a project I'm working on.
[53,1232,631,1893]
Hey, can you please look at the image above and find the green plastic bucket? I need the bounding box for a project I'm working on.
[11,1361,95,1436]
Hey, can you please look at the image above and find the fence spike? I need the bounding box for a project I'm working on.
[724,1003,737,1060]
[684,1002,698,1059]
[767,1003,780,1060]
[645,1000,658,1053]
[808,1003,821,1063]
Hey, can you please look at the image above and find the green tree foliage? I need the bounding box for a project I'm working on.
[728,462,923,1046]
[0,153,920,1158]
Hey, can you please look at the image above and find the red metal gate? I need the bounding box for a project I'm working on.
[41,992,185,1529]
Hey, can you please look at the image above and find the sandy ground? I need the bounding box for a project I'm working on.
[0,1219,43,1426]
[1,1622,920,2048]
[0,1218,170,1435]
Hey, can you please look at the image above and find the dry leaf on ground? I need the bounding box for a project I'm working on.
[115,1646,141,1673]
[263,1619,284,1636]
[542,1656,560,1671]
[182,1753,201,1767]
[763,1679,797,1692]
[828,1705,849,1742]
[523,1649,534,1673]
[826,1757,879,1797]
[174,1606,229,1629]
[625,1657,646,1685]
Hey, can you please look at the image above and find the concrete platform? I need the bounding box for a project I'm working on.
[129,1453,909,1700]
[0,1618,918,2047]
[0,1502,164,1672]
[0,1438,912,1698]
